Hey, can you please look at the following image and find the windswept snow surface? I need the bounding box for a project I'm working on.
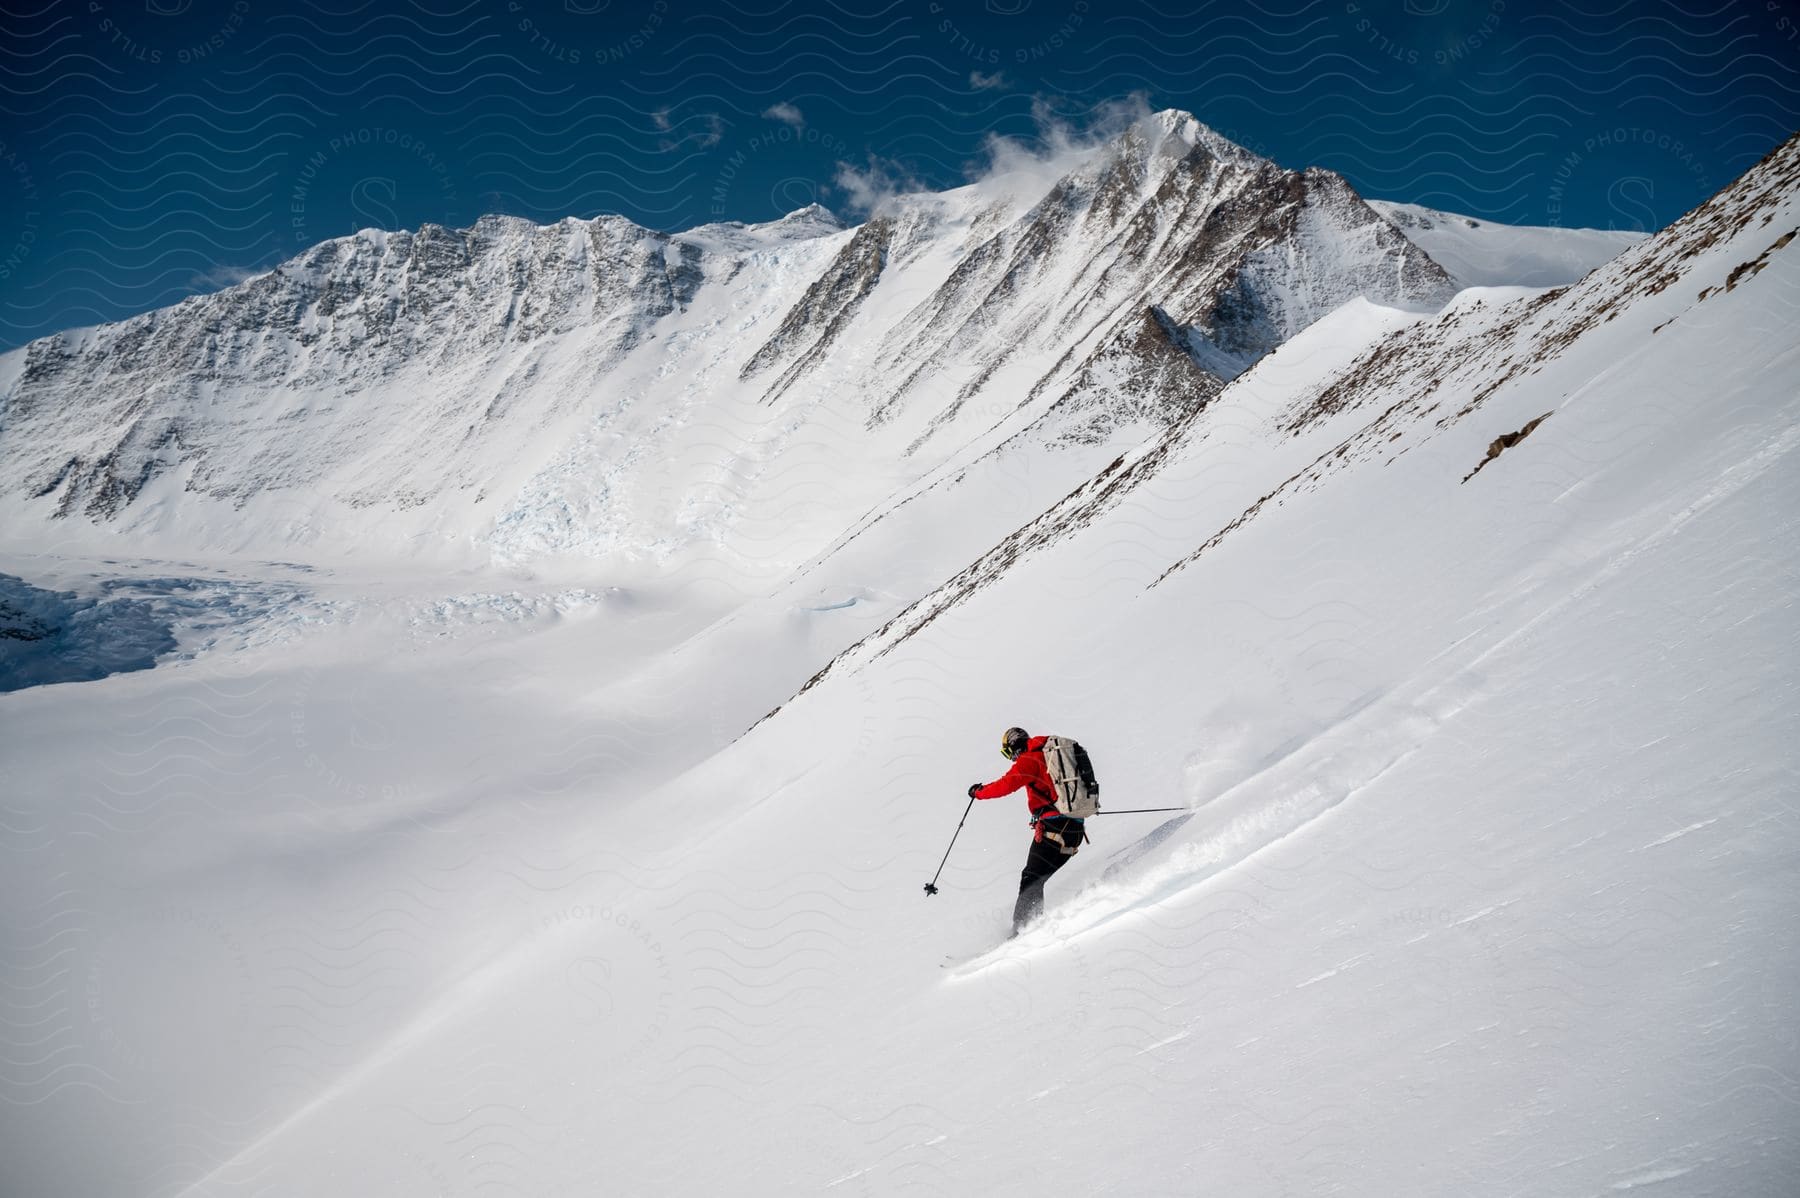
[2,134,1799,1196]
[1370,199,1646,288]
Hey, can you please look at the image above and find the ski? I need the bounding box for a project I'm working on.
[940,932,1025,975]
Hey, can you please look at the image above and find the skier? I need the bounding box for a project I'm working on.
[969,727,1089,935]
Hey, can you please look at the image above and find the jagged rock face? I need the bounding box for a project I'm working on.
[1043,307,1227,445]
[740,216,894,401]
[861,113,1453,451]
[2,215,721,520]
[1198,167,1453,359]
[0,110,1458,557]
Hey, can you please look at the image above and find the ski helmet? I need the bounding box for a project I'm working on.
[1001,727,1030,760]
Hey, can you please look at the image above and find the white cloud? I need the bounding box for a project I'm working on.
[966,93,1158,192]
[969,70,1008,91]
[191,264,263,290]
[829,94,1167,217]
[762,102,805,129]
[656,111,725,151]
[831,154,927,217]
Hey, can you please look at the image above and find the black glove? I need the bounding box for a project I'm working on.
[967,783,981,799]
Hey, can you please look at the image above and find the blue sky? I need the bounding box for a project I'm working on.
[2,0,1796,351]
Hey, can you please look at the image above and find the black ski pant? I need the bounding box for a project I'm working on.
[1012,817,1083,932]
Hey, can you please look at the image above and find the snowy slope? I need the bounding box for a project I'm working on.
[1370,198,1644,288]
[2,127,1796,1198]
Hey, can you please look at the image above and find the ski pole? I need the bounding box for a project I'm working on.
[923,796,976,896]
[1091,807,1189,815]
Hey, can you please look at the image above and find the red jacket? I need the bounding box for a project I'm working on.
[973,735,1062,819]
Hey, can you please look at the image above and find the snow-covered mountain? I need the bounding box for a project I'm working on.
[3,118,1794,1197]
[2,111,1469,572]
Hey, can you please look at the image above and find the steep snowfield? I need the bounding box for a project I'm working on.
[2,131,1797,1196]
[1371,198,1645,289]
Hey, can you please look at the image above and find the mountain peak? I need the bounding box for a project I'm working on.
[768,202,846,236]
[1140,108,1270,169]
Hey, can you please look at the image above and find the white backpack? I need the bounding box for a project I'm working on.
[1039,735,1101,819]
